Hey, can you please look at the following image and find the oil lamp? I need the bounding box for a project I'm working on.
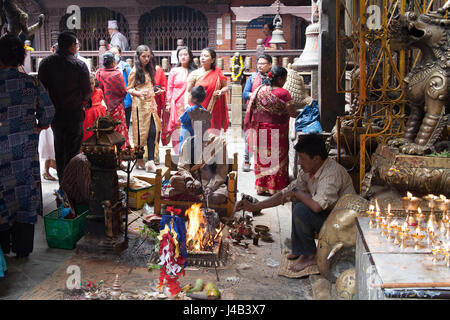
[366,204,376,229]
[401,192,421,227]
[393,223,402,246]
[415,207,426,233]
[424,194,439,231]
[411,232,425,251]
[399,223,410,249]
[385,203,394,225]
[380,217,388,237]
[374,199,383,229]
[444,243,450,268]
[427,220,437,246]
[436,195,449,233]
[387,221,395,241]
[431,242,444,264]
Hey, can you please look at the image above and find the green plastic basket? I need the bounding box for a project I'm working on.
[44,205,89,250]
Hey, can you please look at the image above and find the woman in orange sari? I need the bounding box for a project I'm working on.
[245,66,296,195]
[185,48,229,133]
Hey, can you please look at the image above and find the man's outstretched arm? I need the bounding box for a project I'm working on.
[235,191,285,213]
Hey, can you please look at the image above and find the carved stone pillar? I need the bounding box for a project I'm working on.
[234,21,248,50]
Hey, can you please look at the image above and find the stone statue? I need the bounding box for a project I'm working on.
[0,0,44,37]
[388,4,450,155]
[316,194,368,282]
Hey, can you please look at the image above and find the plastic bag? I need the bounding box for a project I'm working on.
[295,99,323,133]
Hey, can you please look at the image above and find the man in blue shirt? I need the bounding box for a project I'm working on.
[110,45,132,129]
[242,54,272,172]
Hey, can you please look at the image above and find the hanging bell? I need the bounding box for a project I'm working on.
[292,21,319,71]
[269,20,287,45]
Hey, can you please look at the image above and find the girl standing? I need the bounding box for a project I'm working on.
[127,45,160,172]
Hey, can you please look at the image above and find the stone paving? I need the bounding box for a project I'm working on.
[0,127,323,300]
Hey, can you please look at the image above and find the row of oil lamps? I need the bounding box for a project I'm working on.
[366,192,450,267]
[81,145,145,162]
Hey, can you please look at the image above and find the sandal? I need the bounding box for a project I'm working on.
[42,172,57,181]
[287,253,300,260]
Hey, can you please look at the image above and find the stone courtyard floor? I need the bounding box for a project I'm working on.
[0,127,334,301]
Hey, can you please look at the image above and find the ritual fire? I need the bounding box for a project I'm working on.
[183,203,228,267]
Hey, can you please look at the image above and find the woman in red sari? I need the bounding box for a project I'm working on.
[185,48,229,133]
[95,51,129,149]
[245,66,297,195]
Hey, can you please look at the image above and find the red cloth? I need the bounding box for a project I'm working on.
[195,68,229,132]
[251,73,263,92]
[83,88,106,141]
[95,68,127,111]
[253,121,290,194]
[109,103,130,149]
[154,67,170,146]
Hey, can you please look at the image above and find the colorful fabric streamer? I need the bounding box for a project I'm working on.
[157,219,187,296]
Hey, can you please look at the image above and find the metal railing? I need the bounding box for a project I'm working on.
[25,39,303,76]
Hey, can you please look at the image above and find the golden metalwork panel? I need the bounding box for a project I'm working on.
[335,0,445,192]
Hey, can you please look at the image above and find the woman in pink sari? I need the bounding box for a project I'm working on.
[166,46,197,152]
[185,48,229,133]
[245,66,297,195]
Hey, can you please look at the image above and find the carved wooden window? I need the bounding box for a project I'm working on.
[60,7,129,51]
[139,6,209,51]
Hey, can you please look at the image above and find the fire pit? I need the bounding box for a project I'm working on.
[184,204,229,267]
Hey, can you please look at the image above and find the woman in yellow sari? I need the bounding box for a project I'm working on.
[127,45,160,172]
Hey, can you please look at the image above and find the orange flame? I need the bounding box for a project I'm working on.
[418,207,422,214]
[185,203,206,252]
[407,192,413,199]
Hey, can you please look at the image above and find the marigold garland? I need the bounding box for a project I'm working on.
[231,55,245,82]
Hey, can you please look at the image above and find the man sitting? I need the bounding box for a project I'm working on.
[164,107,229,207]
[235,134,355,272]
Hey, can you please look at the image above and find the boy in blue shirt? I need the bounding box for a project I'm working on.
[178,86,207,154]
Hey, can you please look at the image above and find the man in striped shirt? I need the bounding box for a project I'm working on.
[235,134,355,272]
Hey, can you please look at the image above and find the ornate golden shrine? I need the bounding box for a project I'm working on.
[335,0,447,192]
